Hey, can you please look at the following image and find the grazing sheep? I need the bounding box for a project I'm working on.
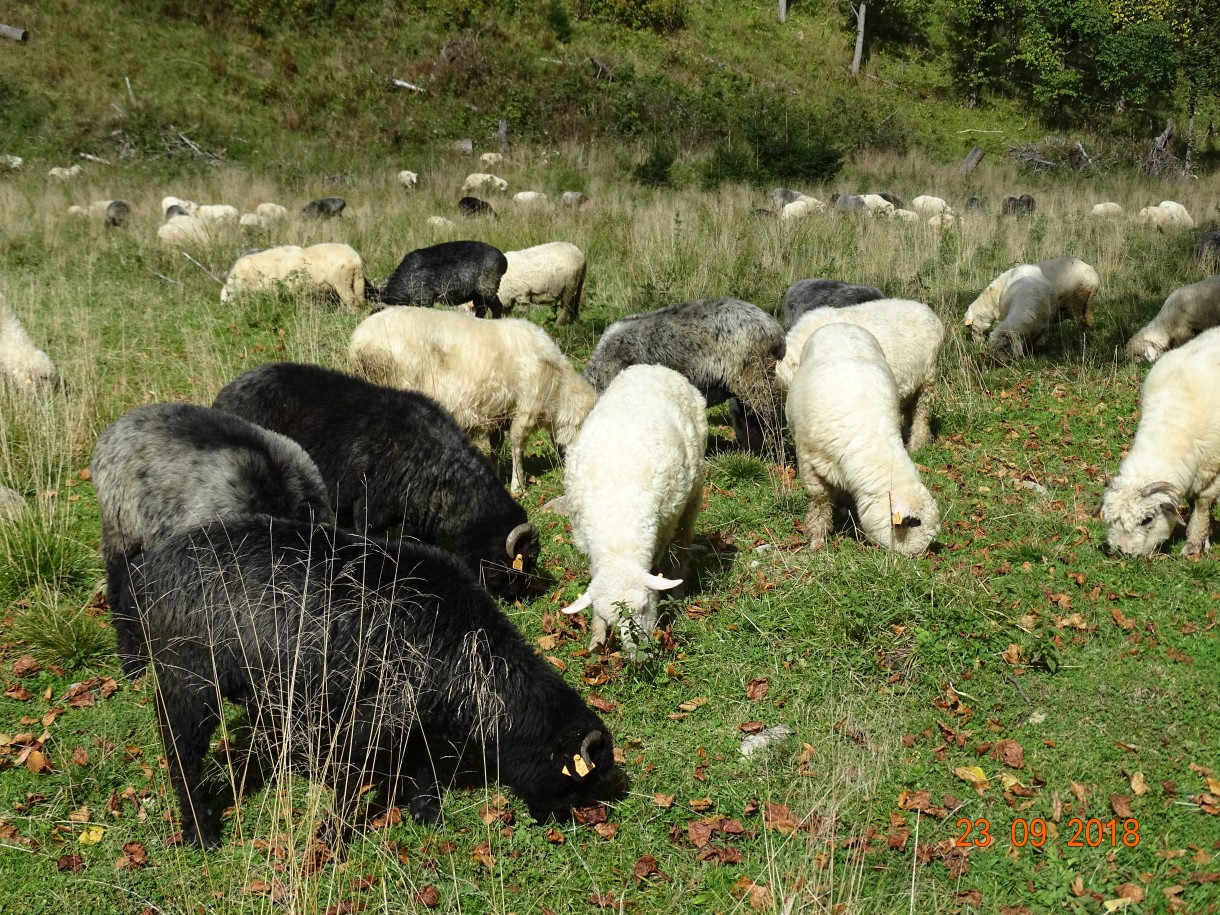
[196,204,240,224]
[892,208,920,221]
[212,362,540,599]
[156,213,212,248]
[560,365,706,657]
[90,402,334,678]
[1099,327,1220,557]
[1091,202,1124,218]
[780,199,822,221]
[458,196,496,218]
[911,195,952,216]
[349,307,597,493]
[0,486,25,520]
[1001,194,1036,217]
[161,196,197,217]
[462,173,509,194]
[583,298,786,458]
[256,202,289,221]
[965,258,1100,358]
[787,323,940,557]
[1036,255,1100,329]
[1191,229,1220,272]
[512,191,548,206]
[48,164,82,180]
[1138,200,1194,229]
[878,192,904,208]
[561,191,588,208]
[427,215,456,230]
[239,212,264,229]
[221,243,365,311]
[777,298,943,452]
[928,213,957,230]
[1125,277,1220,362]
[860,194,895,217]
[781,279,885,330]
[375,240,507,318]
[128,515,618,848]
[78,199,132,228]
[772,188,820,211]
[302,196,346,219]
[499,241,586,325]
[480,152,504,166]
[834,194,868,213]
[965,196,985,212]
[396,170,419,189]
[0,291,57,389]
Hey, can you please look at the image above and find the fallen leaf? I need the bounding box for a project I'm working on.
[954,766,990,795]
[412,886,440,908]
[545,826,565,844]
[954,889,983,908]
[1129,772,1149,796]
[688,797,713,813]
[470,841,495,871]
[11,656,39,678]
[746,678,769,701]
[632,855,671,885]
[1115,883,1145,903]
[593,822,618,840]
[1110,795,1134,818]
[79,825,105,846]
[991,739,1025,769]
[56,854,84,873]
[653,793,675,809]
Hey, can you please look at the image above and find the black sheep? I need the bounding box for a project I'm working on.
[584,298,786,459]
[90,403,334,678]
[378,240,508,318]
[302,196,346,219]
[458,195,497,218]
[129,516,618,848]
[212,361,539,599]
[781,278,886,330]
[1001,194,1036,217]
[1191,229,1220,272]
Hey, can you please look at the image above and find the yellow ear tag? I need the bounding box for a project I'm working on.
[573,754,593,777]
[512,553,524,571]
[561,763,572,777]
[891,512,904,525]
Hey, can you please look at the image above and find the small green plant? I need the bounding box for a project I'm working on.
[545,0,574,42]
[0,512,96,604]
[632,139,677,187]
[8,586,112,670]
[577,0,685,32]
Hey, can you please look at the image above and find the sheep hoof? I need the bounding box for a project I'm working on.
[1182,541,1207,559]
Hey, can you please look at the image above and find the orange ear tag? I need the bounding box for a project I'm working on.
[512,553,524,571]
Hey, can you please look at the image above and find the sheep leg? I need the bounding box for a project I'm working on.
[1081,289,1096,329]
[508,413,538,494]
[1182,496,1215,558]
[106,552,146,679]
[155,685,223,848]
[401,740,443,826]
[802,472,834,549]
[663,488,703,593]
[588,611,611,653]
[904,387,934,453]
[473,293,504,319]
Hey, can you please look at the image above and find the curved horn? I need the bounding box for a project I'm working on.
[505,522,535,559]
[1138,481,1180,499]
[579,730,604,768]
[643,573,683,591]
[561,591,593,615]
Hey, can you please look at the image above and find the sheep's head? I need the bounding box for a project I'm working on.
[886,496,941,557]
[1099,480,1184,556]
[963,289,1000,342]
[1124,334,1164,363]
[518,726,623,823]
[562,572,683,660]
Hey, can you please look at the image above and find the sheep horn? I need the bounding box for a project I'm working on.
[579,730,604,770]
[561,591,593,615]
[1138,481,1180,499]
[643,572,683,591]
[505,522,535,560]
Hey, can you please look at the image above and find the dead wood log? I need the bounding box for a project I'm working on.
[0,24,29,42]
[958,146,985,173]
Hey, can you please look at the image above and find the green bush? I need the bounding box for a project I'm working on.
[632,139,677,186]
[577,0,685,32]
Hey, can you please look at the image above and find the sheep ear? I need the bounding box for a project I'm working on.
[1144,345,1158,362]
[1161,501,1186,527]
[643,573,683,591]
[561,591,593,615]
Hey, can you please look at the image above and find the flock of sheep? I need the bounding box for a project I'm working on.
[2,166,1220,850]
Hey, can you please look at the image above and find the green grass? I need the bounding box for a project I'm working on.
[0,143,1219,914]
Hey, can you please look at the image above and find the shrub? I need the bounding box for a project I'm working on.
[632,139,677,186]
[577,0,685,33]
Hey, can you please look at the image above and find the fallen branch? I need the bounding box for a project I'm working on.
[0,24,29,42]
[78,153,110,165]
[390,77,425,92]
[181,251,223,285]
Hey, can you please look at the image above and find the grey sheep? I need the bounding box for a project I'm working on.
[1126,277,1220,362]
[128,516,618,848]
[90,402,334,678]
[584,297,786,458]
[212,361,541,600]
[302,196,346,219]
[781,279,886,330]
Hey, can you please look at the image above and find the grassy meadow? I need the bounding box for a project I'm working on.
[0,147,1218,914]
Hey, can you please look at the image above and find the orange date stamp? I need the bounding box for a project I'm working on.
[955,817,1141,849]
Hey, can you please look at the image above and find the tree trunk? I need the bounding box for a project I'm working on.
[850,3,866,76]
[958,145,985,173]
[777,0,787,23]
[1185,85,1197,175]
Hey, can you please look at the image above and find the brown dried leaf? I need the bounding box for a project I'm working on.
[56,854,84,873]
[413,885,440,908]
[593,822,618,840]
[745,678,770,701]
[653,793,674,809]
[632,855,671,885]
[11,656,39,678]
[1129,771,1149,796]
[1110,795,1134,818]
[990,739,1025,769]
[470,841,495,871]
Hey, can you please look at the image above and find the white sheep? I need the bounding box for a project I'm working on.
[561,191,588,208]
[499,241,586,325]
[255,202,288,221]
[426,215,456,230]
[512,191,548,206]
[67,205,87,218]
[348,307,597,493]
[0,291,57,389]
[928,213,956,231]
[461,173,509,194]
[965,258,1099,359]
[156,213,212,248]
[1138,200,1194,228]
[559,364,706,657]
[1090,202,1123,218]
[892,208,920,222]
[221,243,365,311]
[480,152,504,166]
[396,170,419,189]
[1099,326,1220,557]
[911,195,952,216]
[1125,277,1220,362]
[776,298,943,452]
[196,204,239,224]
[48,165,82,180]
[239,212,264,229]
[781,198,824,221]
[787,323,939,556]
[860,194,895,217]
